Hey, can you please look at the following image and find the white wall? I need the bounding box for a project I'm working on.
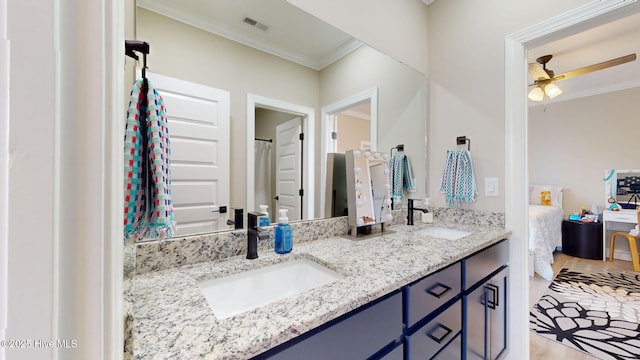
[529,87,640,216]
[5,0,123,359]
[0,0,8,358]
[427,0,592,212]
[287,0,429,75]
[6,1,57,358]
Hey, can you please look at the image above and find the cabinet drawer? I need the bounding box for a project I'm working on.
[266,292,402,360]
[407,300,462,360]
[603,211,637,223]
[405,262,461,328]
[464,240,508,290]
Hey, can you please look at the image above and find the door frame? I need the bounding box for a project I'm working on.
[247,94,315,219]
[319,87,378,218]
[504,0,640,358]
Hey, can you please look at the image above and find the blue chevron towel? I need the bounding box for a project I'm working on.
[440,149,477,206]
[389,155,416,202]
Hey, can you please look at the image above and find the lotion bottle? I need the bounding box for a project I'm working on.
[421,198,433,223]
[274,209,292,254]
[258,205,270,227]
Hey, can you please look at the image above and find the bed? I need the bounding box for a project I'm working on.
[528,185,564,281]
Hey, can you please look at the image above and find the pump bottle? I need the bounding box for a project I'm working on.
[274,209,292,254]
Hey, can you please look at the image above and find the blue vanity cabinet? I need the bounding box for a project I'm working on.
[464,240,509,360]
[404,262,462,359]
[257,240,508,360]
[259,291,403,360]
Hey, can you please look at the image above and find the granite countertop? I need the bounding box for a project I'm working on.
[131,222,511,359]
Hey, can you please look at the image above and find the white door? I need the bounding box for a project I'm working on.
[276,117,302,221]
[146,72,230,236]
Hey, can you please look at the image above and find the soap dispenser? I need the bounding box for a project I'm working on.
[258,205,270,227]
[275,209,292,254]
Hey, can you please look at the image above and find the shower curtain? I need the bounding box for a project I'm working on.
[255,140,272,213]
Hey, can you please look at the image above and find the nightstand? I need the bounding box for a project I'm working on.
[562,220,603,260]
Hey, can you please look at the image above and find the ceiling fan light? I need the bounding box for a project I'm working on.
[528,86,544,101]
[544,83,562,99]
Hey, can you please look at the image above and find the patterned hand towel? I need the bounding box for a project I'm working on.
[124,79,176,243]
[440,150,458,206]
[389,155,404,198]
[454,149,477,204]
[440,149,478,206]
[403,155,416,193]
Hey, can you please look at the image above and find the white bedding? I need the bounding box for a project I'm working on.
[529,205,563,280]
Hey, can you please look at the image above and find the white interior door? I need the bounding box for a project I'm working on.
[146,72,230,236]
[276,117,302,221]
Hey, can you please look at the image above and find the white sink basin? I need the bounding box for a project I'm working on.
[198,258,342,319]
[416,227,473,240]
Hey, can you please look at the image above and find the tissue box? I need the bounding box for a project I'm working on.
[568,214,581,221]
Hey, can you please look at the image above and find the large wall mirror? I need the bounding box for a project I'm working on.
[135,0,428,237]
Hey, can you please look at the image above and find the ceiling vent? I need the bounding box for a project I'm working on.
[243,17,269,31]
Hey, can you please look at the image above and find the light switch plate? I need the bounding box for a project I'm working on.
[485,178,499,197]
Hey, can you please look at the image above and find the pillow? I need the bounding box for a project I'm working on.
[529,185,563,207]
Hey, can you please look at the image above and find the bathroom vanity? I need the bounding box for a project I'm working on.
[129,221,510,359]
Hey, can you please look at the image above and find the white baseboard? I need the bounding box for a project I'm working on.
[608,249,633,262]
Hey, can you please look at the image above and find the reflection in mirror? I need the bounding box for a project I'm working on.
[345,150,392,235]
[605,169,640,209]
[135,0,427,237]
[254,108,304,223]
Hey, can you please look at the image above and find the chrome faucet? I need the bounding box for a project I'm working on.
[407,199,429,226]
[247,211,270,259]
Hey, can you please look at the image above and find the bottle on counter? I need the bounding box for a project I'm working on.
[421,198,433,223]
[274,209,292,254]
[258,205,270,227]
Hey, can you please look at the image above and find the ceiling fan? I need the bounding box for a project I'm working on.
[527,53,637,101]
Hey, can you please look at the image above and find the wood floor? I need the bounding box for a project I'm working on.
[528,252,637,359]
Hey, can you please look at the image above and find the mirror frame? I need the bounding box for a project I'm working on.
[246,93,315,220]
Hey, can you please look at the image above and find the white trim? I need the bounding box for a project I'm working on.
[0,0,8,356]
[505,1,640,359]
[246,94,315,220]
[319,88,378,217]
[136,0,363,71]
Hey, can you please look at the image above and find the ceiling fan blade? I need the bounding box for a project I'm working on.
[554,53,637,81]
[528,62,550,80]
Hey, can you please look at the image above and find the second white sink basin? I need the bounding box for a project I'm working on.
[198,258,342,319]
[416,227,473,240]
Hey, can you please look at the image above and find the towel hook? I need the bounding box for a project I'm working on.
[390,144,404,157]
[125,40,150,78]
[456,136,470,151]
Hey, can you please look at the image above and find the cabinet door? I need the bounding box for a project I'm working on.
[487,268,507,360]
[466,267,507,360]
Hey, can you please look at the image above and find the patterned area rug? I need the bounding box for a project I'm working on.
[530,260,640,360]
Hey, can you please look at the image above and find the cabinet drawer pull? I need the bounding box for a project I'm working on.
[483,284,499,309]
[426,323,453,344]
[425,282,452,298]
